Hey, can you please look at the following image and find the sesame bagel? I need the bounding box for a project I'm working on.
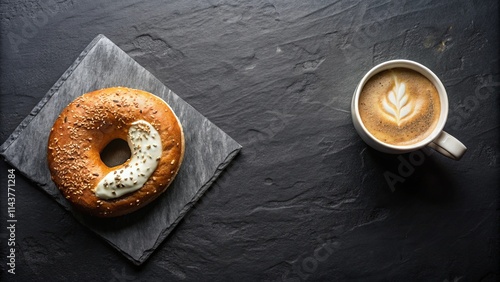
[47,87,185,217]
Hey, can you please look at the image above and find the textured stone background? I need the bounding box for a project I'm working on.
[0,0,498,281]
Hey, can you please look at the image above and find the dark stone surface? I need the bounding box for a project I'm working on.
[0,0,498,281]
[0,34,241,265]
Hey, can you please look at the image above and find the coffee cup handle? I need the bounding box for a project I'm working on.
[427,131,467,160]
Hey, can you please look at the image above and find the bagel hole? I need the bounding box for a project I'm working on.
[100,138,131,167]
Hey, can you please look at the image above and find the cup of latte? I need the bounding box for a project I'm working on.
[351,59,467,160]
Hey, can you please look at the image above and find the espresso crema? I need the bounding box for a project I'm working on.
[358,68,441,146]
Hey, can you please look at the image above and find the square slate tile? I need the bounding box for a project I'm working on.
[0,34,241,265]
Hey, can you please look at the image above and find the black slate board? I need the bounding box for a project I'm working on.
[0,34,241,265]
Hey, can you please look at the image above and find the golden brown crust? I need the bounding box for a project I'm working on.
[47,87,185,217]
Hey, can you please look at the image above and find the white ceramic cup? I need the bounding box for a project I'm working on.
[351,59,467,160]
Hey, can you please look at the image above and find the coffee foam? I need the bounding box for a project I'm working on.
[359,68,441,146]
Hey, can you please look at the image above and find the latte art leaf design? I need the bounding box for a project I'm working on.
[382,78,412,125]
